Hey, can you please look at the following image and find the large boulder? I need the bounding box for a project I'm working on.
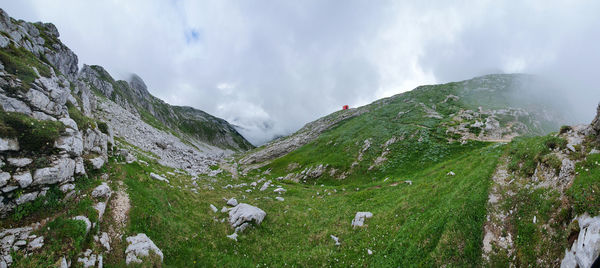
[125,234,163,265]
[228,203,266,229]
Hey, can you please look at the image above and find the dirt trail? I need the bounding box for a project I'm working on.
[107,181,131,242]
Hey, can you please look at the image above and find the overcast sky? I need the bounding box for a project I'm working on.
[2,0,600,145]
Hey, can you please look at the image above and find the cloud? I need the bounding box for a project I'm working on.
[2,0,600,145]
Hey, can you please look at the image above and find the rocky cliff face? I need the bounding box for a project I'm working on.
[0,8,251,219]
[592,102,600,136]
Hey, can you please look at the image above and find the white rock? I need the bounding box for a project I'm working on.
[221,206,229,213]
[94,202,106,220]
[28,236,44,251]
[89,157,105,170]
[99,232,110,251]
[0,172,10,187]
[210,204,218,213]
[59,257,68,268]
[330,235,341,246]
[92,182,112,199]
[150,173,169,183]
[447,171,455,176]
[405,180,413,185]
[33,157,76,186]
[77,251,96,268]
[72,216,92,234]
[13,172,32,188]
[226,233,238,241]
[7,158,32,167]
[367,249,373,255]
[59,183,75,193]
[228,203,267,228]
[259,181,271,191]
[561,213,600,268]
[15,192,38,205]
[125,233,164,265]
[274,188,286,194]
[352,212,373,228]
[0,138,19,151]
[275,196,285,202]
[226,198,238,207]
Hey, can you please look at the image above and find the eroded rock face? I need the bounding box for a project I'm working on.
[32,157,75,186]
[592,103,600,137]
[561,213,600,268]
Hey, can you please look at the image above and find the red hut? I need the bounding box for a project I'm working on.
[342,105,349,110]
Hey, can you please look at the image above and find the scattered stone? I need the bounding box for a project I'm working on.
[404,180,413,185]
[98,232,110,251]
[210,204,218,213]
[15,192,38,205]
[150,173,169,183]
[367,249,373,255]
[447,171,455,176]
[228,203,267,229]
[274,188,286,194]
[125,233,164,265]
[226,233,238,241]
[94,202,106,220]
[226,198,238,207]
[77,249,97,268]
[259,181,271,191]
[221,206,228,213]
[92,182,112,199]
[352,212,373,228]
[330,235,341,246]
[275,196,284,202]
[60,257,69,268]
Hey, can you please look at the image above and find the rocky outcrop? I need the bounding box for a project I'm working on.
[592,103,600,137]
[561,213,600,268]
[125,234,163,265]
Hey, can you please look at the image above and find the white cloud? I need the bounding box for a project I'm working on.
[2,0,600,145]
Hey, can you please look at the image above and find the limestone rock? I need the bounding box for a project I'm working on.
[13,172,32,188]
[0,138,18,152]
[32,157,75,186]
[150,173,169,183]
[6,158,32,167]
[561,213,600,268]
[125,233,164,265]
[352,212,373,228]
[0,173,9,188]
[228,203,266,229]
[226,198,238,207]
[91,182,111,199]
[89,157,105,170]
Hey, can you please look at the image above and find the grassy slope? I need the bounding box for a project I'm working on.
[105,143,501,267]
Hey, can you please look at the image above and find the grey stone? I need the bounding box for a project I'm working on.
[209,204,218,213]
[561,213,600,268]
[275,196,284,201]
[150,173,169,183]
[0,138,18,152]
[7,158,32,167]
[273,188,286,194]
[226,198,238,207]
[89,157,105,170]
[91,182,111,199]
[94,202,106,220]
[59,183,75,193]
[0,172,9,187]
[28,236,44,251]
[13,171,32,188]
[15,192,38,205]
[351,212,373,228]
[228,203,266,229]
[125,233,163,265]
[33,157,75,186]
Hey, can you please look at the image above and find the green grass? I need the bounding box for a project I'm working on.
[99,143,502,267]
[0,43,52,92]
[0,110,65,153]
[507,135,567,177]
[67,101,96,130]
[568,153,600,216]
